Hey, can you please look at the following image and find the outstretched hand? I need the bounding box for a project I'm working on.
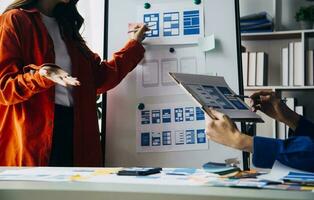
[39,65,80,87]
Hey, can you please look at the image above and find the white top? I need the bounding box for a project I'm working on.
[41,13,73,107]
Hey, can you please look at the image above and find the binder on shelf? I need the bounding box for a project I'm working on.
[295,106,304,116]
[306,50,314,86]
[256,52,268,86]
[288,43,294,86]
[277,122,286,140]
[242,52,249,87]
[281,47,289,86]
[285,98,295,139]
[248,52,257,86]
[293,42,304,86]
[291,105,304,139]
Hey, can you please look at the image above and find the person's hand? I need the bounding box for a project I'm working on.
[39,65,80,87]
[250,90,284,120]
[205,109,253,152]
[129,24,149,43]
[249,90,300,130]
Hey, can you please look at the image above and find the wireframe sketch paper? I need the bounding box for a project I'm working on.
[136,45,206,97]
[170,73,263,122]
[137,1,204,45]
[136,102,209,153]
[135,1,207,98]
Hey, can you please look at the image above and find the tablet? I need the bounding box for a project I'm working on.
[169,73,263,123]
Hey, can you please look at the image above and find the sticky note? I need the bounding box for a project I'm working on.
[198,34,215,52]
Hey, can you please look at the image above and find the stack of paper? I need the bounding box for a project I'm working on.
[283,172,314,185]
[258,161,314,185]
[240,12,273,33]
[202,162,240,176]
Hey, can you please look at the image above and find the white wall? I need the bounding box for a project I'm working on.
[106,0,242,168]
[240,0,275,17]
[240,0,314,31]
[77,0,104,57]
[0,0,12,13]
[0,1,104,56]
[278,0,313,30]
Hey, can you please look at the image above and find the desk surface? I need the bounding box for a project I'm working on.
[1,180,314,200]
[0,168,313,200]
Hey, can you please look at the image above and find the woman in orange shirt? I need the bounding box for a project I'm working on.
[0,0,148,166]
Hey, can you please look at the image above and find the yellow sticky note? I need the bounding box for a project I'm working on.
[92,168,122,176]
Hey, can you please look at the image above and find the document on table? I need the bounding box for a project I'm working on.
[80,168,217,185]
[258,161,314,184]
[0,167,218,186]
[0,167,103,182]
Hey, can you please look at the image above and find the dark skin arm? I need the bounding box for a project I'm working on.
[249,90,300,131]
[205,90,301,152]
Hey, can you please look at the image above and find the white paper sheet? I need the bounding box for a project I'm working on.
[0,167,218,186]
[198,34,215,52]
[258,161,310,183]
[136,102,209,153]
[80,168,213,185]
[0,167,97,182]
[137,1,204,45]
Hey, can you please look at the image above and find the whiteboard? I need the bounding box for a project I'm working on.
[106,0,243,168]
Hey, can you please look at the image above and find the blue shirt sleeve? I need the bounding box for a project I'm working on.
[288,116,314,140]
[252,136,314,172]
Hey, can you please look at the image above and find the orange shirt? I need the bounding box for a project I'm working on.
[0,8,145,166]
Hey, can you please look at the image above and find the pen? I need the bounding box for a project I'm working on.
[231,94,250,98]
[166,172,189,176]
[128,24,154,33]
[231,94,287,102]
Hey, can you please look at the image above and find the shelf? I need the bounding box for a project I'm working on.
[245,86,314,90]
[241,29,314,41]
